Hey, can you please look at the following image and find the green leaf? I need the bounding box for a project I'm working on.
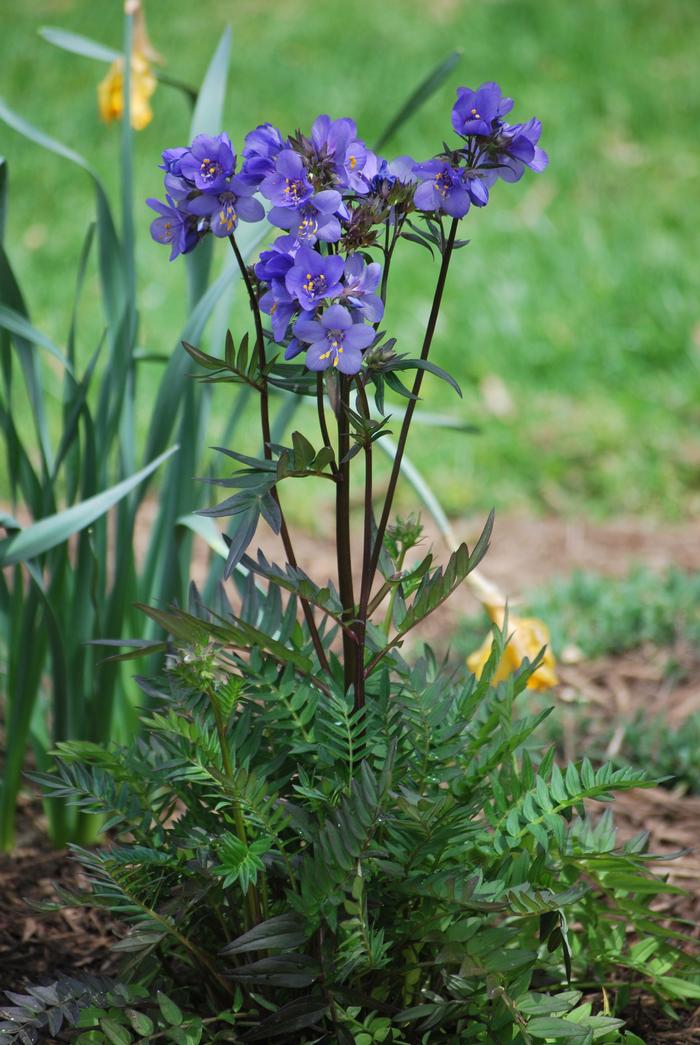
[125,1010,154,1036]
[0,303,71,370]
[393,512,494,639]
[242,998,329,1041]
[0,446,178,566]
[166,1023,203,1045]
[190,26,231,138]
[0,241,54,475]
[374,49,463,151]
[157,992,184,1027]
[221,913,306,956]
[389,357,462,398]
[517,991,582,1017]
[229,954,320,988]
[657,975,700,999]
[99,1018,133,1045]
[603,873,684,895]
[0,96,100,176]
[526,1017,593,1042]
[176,513,228,558]
[39,26,121,63]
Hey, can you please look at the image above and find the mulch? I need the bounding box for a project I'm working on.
[0,794,121,994]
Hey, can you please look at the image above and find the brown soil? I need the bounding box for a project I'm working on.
[0,795,121,994]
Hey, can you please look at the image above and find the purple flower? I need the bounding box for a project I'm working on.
[285,246,344,310]
[341,254,384,322]
[162,172,192,203]
[311,114,356,159]
[260,286,297,344]
[254,235,298,282]
[364,153,417,195]
[241,123,285,184]
[160,146,190,177]
[464,175,490,207]
[388,155,419,185]
[344,140,370,193]
[147,196,197,260]
[294,304,375,375]
[413,161,472,218]
[261,150,313,209]
[494,118,549,181]
[185,175,265,237]
[180,133,236,193]
[269,189,342,244]
[310,115,372,193]
[451,82,514,138]
[283,338,305,361]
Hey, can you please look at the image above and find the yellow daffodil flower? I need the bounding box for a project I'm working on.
[97,1,161,131]
[467,603,558,691]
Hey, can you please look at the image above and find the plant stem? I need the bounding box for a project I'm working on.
[336,376,356,695]
[354,379,374,711]
[316,374,338,477]
[365,218,459,616]
[227,235,330,675]
[366,580,392,617]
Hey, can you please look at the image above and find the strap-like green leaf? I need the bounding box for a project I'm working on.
[0,302,72,372]
[0,446,178,566]
[190,26,231,138]
[39,26,121,63]
[373,49,463,151]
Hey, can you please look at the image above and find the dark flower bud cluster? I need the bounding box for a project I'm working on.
[147,83,547,375]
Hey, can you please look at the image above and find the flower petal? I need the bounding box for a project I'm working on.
[312,189,342,213]
[293,318,324,342]
[237,196,265,222]
[305,341,332,370]
[336,347,363,375]
[321,304,352,330]
[343,323,375,350]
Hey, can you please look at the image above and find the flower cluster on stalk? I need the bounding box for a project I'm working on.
[148,82,547,375]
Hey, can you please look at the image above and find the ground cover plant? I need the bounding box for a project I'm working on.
[2,39,700,1045]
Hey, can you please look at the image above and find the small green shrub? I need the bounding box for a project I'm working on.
[5,618,693,1043]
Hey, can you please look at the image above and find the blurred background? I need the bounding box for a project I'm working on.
[3,0,699,526]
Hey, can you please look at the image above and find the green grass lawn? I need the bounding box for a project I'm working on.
[2,0,699,522]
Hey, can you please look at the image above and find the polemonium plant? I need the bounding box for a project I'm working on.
[19,81,694,1045]
[146,83,549,709]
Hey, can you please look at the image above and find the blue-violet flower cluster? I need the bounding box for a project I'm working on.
[148,83,547,374]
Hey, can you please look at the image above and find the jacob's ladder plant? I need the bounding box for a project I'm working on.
[9,81,699,1045]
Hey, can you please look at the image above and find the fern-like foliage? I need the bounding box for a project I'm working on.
[20,582,699,1043]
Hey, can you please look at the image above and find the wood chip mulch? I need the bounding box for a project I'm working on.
[0,795,122,995]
